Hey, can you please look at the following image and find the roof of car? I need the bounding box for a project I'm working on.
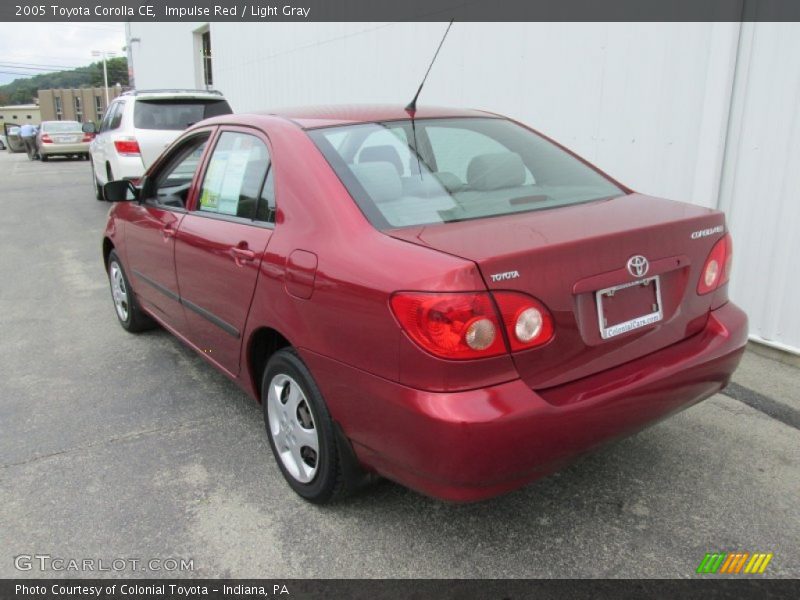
[120,89,226,100]
[252,104,499,129]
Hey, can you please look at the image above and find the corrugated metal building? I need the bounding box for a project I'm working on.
[127,22,800,354]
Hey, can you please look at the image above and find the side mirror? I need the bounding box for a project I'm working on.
[82,122,97,134]
[103,180,139,202]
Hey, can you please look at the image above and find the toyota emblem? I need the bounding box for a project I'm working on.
[627,255,649,278]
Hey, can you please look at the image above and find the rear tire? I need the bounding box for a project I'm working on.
[91,159,104,200]
[107,250,156,333]
[262,348,370,504]
[40,154,48,162]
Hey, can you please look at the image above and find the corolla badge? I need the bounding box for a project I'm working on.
[691,225,724,239]
[627,255,649,278]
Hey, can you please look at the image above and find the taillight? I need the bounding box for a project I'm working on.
[493,292,554,351]
[390,292,505,359]
[390,291,555,359]
[40,134,53,144]
[698,233,733,295]
[82,133,95,142]
[114,138,140,156]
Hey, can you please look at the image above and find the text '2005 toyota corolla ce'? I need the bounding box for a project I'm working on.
[101,105,747,503]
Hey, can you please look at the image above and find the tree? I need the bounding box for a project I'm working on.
[0,58,129,105]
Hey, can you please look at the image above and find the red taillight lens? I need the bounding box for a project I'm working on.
[390,291,555,359]
[114,139,140,155]
[493,292,555,351]
[698,233,733,295]
[390,292,506,359]
[82,133,95,142]
[40,134,53,144]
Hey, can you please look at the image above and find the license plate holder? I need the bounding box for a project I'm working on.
[596,276,663,339]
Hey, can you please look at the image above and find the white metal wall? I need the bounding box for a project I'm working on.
[718,23,800,354]
[128,22,800,353]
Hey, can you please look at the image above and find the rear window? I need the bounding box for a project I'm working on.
[42,121,81,133]
[133,98,232,131]
[309,117,624,229]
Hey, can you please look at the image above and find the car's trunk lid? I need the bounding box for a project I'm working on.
[387,193,726,389]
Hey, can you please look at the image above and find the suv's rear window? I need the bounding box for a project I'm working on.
[309,117,624,229]
[133,98,232,130]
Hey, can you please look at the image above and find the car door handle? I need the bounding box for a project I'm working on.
[162,225,176,239]
[231,245,256,265]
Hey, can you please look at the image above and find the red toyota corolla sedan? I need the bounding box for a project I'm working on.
[101,105,747,503]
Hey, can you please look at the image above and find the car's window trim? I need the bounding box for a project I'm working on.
[183,208,275,229]
[99,102,117,133]
[187,124,277,228]
[109,100,125,131]
[143,130,214,211]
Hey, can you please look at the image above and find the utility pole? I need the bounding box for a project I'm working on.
[91,50,117,105]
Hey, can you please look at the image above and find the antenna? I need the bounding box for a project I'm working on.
[405,19,454,115]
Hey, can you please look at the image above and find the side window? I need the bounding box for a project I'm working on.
[109,101,125,130]
[197,131,270,221]
[149,134,209,208]
[257,167,276,223]
[99,103,117,133]
[426,125,535,185]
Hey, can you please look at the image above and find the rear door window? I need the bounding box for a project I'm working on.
[134,99,232,131]
[99,103,117,132]
[109,102,124,130]
[197,131,270,220]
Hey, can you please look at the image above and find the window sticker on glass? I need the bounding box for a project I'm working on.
[200,133,266,216]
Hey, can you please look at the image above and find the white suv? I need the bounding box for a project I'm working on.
[87,89,232,199]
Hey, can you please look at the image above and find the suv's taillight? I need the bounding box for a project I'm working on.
[698,233,733,295]
[390,291,554,360]
[114,138,140,156]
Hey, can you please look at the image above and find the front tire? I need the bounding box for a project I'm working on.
[107,250,155,333]
[262,349,367,504]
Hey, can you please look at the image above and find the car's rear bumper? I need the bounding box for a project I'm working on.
[109,155,146,182]
[302,302,748,502]
[40,142,90,155]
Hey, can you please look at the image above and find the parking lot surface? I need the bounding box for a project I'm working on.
[0,151,798,578]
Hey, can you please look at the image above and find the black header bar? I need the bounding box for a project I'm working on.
[3,0,800,22]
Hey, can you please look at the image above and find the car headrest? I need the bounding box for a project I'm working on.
[433,171,463,193]
[359,145,404,175]
[467,152,526,191]
[350,161,402,204]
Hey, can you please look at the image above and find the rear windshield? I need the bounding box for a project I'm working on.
[309,117,624,229]
[42,121,81,133]
[133,98,232,130]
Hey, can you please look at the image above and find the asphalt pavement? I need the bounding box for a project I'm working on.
[0,150,798,578]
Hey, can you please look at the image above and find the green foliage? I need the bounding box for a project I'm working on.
[0,57,128,105]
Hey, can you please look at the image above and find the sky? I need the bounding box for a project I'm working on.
[0,22,126,86]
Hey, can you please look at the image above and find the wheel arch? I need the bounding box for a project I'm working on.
[247,326,292,403]
[102,237,115,269]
